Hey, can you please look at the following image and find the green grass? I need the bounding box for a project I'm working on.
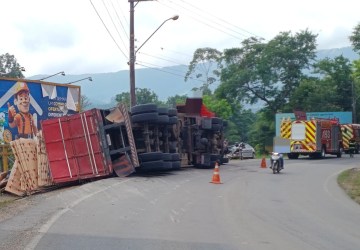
[0,199,13,209]
[338,168,360,204]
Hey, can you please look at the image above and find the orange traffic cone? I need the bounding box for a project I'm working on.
[210,161,222,184]
[260,157,267,168]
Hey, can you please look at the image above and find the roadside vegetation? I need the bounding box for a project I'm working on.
[338,168,360,205]
[0,193,17,208]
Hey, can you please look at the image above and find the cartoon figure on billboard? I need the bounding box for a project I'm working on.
[7,81,38,139]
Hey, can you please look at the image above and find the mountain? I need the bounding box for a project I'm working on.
[28,65,203,109]
[27,46,359,109]
[316,47,359,61]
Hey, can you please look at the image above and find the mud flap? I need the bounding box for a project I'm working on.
[112,154,135,177]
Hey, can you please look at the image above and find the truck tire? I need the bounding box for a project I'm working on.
[171,161,181,170]
[140,160,164,170]
[156,115,169,124]
[171,153,180,161]
[161,153,172,161]
[168,116,178,125]
[157,107,169,115]
[162,161,172,170]
[131,103,158,115]
[138,152,163,162]
[168,108,177,117]
[131,112,158,123]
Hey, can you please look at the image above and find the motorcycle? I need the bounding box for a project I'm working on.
[270,152,283,174]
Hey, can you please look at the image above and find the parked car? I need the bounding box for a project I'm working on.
[227,142,255,159]
[240,143,256,159]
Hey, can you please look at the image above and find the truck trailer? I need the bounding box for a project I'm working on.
[40,98,228,183]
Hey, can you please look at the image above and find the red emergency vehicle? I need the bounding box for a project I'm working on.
[282,117,343,159]
[341,124,360,154]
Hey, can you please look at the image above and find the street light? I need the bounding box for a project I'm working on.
[135,15,179,54]
[129,2,179,106]
[39,71,65,81]
[66,77,93,85]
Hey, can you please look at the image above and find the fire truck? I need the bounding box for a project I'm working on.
[281,117,343,159]
[341,124,360,154]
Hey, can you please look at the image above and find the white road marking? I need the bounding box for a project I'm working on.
[25,179,131,250]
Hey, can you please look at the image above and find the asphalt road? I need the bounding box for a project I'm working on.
[1,155,360,250]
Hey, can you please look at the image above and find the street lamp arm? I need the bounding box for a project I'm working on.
[135,15,179,54]
[39,71,65,81]
[66,77,93,84]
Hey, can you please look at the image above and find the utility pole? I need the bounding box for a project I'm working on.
[128,0,177,107]
[129,0,136,107]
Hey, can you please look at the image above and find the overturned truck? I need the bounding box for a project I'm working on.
[39,98,228,183]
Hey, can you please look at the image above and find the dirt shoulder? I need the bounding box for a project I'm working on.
[0,192,33,222]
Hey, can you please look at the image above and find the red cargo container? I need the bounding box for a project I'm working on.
[41,109,112,183]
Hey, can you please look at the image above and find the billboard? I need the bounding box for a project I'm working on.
[275,112,352,136]
[0,78,80,143]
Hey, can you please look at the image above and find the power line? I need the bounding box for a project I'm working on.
[110,0,129,40]
[136,61,203,82]
[156,0,245,40]
[101,0,129,54]
[138,51,189,67]
[89,0,128,60]
[160,47,194,58]
[179,0,262,38]
[156,0,260,41]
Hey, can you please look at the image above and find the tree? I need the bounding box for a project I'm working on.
[135,88,161,105]
[115,88,162,108]
[0,53,25,78]
[202,95,232,120]
[311,56,353,111]
[80,95,92,112]
[287,78,341,112]
[166,94,187,108]
[185,47,222,95]
[352,59,360,122]
[216,30,317,115]
[247,108,275,155]
[349,22,360,53]
[115,92,131,107]
[225,108,256,144]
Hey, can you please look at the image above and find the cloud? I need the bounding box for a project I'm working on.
[16,20,77,52]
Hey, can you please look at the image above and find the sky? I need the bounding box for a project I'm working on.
[1,0,359,77]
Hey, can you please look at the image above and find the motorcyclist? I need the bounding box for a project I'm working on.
[270,152,284,169]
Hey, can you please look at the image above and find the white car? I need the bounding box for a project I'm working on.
[228,143,256,159]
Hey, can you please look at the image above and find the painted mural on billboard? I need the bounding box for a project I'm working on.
[275,112,352,136]
[0,78,80,143]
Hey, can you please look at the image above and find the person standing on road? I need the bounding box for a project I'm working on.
[348,140,356,157]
